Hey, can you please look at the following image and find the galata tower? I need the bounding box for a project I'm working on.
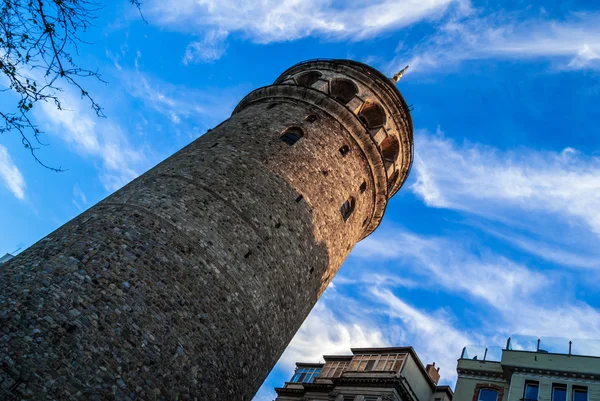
[0,59,413,400]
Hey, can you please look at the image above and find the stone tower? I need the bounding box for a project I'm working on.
[0,59,413,400]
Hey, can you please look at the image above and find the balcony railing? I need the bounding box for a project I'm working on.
[461,335,600,360]
[508,335,600,357]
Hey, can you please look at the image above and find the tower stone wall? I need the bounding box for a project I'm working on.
[0,60,413,400]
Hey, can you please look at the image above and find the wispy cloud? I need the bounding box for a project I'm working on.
[72,184,88,211]
[277,302,387,371]
[411,130,600,237]
[371,288,472,383]
[183,29,229,64]
[145,0,458,44]
[355,229,549,310]
[37,90,147,192]
[121,69,243,131]
[393,11,600,73]
[0,145,26,200]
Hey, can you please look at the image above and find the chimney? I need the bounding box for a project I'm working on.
[425,362,440,385]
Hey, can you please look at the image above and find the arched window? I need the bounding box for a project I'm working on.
[358,101,386,129]
[380,136,400,163]
[478,388,499,401]
[280,127,304,146]
[296,71,322,87]
[340,197,355,221]
[330,79,358,104]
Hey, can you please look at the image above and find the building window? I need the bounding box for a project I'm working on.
[280,127,304,146]
[320,361,349,378]
[348,353,406,372]
[305,114,318,123]
[478,389,498,401]
[524,382,539,401]
[573,387,588,401]
[359,181,367,193]
[339,145,350,156]
[290,367,321,383]
[552,385,567,401]
[340,197,355,221]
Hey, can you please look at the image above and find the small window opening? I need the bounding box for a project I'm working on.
[244,251,251,259]
[296,195,303,203]
[321,169,329,176]
[209,142,219,148]
[340,197,355,221]
[267,103,278,109]
[280,127,304,146]
[339,145,350,157]
[359,181,367,193]
[309,267,314,274]
[296,71,322,87]
[362,218,368,227]
[305,114,318,123]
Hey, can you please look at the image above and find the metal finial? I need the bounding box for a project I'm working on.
[392,65,409,83]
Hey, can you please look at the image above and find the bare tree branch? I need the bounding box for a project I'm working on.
[0,0,141,170]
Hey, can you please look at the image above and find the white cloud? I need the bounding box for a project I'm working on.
[395,11,600,73]
[276,302,387,372]
[183,29,229,64]
[37,91,146,192]
[355,229,548,310]
[0,145,26,200]
[371,288,472,383]
[121,69,242,131]
[145,0,457,44]
[411,131,600,237]
[72,184,88,211]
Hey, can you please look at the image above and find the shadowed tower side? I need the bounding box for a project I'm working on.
[0,59,413,400]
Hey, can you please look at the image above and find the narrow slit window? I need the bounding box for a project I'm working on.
[280,127,304,146]
[305,114,318,123]
[359,181,367,193]
[340,197,355,221]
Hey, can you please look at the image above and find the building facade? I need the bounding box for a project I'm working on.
[275,347,453,401]
[455,337,600,401]
[0,59,413,400]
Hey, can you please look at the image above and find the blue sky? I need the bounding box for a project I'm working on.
[1,0,600,399]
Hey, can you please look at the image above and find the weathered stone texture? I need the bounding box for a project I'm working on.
[0,60,412,400]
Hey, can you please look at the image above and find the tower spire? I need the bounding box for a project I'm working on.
[392,65,409,83]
